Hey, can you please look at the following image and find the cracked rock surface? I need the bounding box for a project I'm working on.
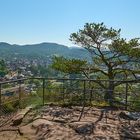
[0,105,140,140]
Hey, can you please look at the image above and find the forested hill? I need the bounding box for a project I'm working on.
[0,42,91,61]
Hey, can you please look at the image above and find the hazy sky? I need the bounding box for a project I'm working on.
[0,0,140,46]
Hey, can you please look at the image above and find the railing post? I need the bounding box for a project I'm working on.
[78,80,86,121]
[18,80,22,108]
[84,80,86,101]
[0,84,2,115]
[89,80,92,105]
[42,78,45,106]
[62,79,65,103]
[125,83,128,110]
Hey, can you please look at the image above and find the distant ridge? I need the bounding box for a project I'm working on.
[0,42,91,61]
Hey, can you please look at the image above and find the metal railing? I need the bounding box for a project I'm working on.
[0,77,140,127]
[0,78,140,107]
[0,77,140,115]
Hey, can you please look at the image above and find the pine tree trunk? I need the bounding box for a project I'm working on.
[104,80,114,106]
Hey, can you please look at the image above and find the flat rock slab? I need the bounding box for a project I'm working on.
[69,122,95,135]
[12,106,33,126]
[19,119,75,140]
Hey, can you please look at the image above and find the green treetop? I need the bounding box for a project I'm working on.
[52,22,140,103]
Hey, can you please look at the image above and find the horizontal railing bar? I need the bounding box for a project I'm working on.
[0,77,140,85]
[0,78,28,85]
[31,77,140,83]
